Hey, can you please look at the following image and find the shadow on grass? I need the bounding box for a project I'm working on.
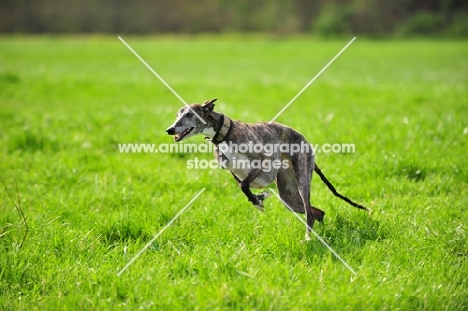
[271,213,389,266]
[100,220,151,245]
[393,162,429,182]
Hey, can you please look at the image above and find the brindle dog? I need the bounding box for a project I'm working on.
[166,99,369,239]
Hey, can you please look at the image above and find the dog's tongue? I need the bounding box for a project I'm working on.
[173,127,192,142]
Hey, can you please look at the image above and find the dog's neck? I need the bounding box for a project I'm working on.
[203,112,233,145]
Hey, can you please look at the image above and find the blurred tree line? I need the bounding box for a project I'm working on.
[0,0,467,36]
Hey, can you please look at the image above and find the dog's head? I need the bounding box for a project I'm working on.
[166,99,217,142]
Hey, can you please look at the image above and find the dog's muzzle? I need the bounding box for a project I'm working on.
[166,127,176,135]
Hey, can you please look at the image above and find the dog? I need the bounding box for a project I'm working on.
[166,99,369,239]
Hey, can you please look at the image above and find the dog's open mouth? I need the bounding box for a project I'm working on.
[174,127,194,142]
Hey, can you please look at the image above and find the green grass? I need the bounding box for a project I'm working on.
[0,35,467,310]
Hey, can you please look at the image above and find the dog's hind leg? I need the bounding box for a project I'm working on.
[292,153,325,240]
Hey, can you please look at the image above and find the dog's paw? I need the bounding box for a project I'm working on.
[254,198,265,211]
[253,192,269,212]
[250,192,270,212]
[257,191,270,201]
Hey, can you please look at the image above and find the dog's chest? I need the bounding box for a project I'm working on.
[214,142,270,188]
[216,142,250,178]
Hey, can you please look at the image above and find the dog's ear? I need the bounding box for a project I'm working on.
[202,98,217,113]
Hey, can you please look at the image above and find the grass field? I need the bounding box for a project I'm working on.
[0,35,467,310]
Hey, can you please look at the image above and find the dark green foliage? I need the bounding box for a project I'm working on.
[0,0,467,36]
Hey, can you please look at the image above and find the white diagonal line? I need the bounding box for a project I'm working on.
[270,189,357,275]
[117,188,206,276]
[269,37,356,124]
[118,36,206,124]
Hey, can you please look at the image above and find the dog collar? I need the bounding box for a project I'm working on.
[211,114,232,145]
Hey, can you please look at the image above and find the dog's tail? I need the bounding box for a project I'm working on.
[314,164,369,211]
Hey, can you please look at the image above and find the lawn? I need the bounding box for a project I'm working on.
[0,35,467,310]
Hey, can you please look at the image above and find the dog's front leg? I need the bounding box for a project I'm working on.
[239,169,267,211]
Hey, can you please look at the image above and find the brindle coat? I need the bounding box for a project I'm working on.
[166,99,368,239]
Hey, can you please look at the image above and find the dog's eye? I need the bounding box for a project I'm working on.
[186,113,193,118]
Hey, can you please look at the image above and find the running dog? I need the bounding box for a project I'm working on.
[166,99,369,239]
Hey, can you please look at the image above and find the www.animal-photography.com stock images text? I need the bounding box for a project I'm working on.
[1,1,467,310]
